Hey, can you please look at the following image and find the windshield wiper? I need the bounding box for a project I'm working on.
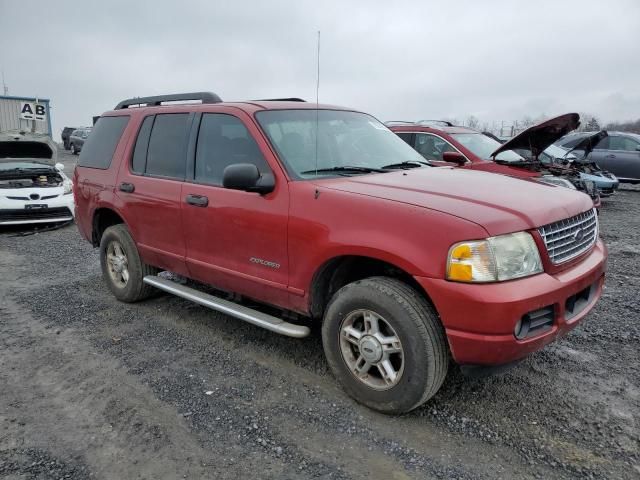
[381,160,430,170]
[300,166,387,175]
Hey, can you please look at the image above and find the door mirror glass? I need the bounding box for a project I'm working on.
[223,163,275,194]
[442,151,467,165]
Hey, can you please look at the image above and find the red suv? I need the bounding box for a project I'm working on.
[74,92,606,413]
[388,114,601,206]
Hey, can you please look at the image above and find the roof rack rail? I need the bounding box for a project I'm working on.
[384,120,417,126]
[417,119,455,127]
[114,92,222,109]
[252,97,306,102]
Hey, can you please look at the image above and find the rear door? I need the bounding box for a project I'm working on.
[603,135,640,180]
[116,112,194,274]
[181,111,291,308]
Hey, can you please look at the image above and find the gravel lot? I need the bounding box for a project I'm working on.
[1,150,638,479]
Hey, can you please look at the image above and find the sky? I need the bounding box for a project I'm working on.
[1,0,639,139]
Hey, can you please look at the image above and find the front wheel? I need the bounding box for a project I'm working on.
[70,144,77,155]
[322,277,449,414]
[99,224,158,302]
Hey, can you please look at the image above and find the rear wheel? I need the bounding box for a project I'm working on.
[99,224,158,302]
[322,277,449,414]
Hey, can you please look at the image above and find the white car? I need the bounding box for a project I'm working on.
[0,130,74,225]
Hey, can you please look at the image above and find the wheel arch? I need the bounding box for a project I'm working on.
[91,207,128,247]
[309,255,437,320]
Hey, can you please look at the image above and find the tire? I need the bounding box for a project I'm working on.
[99,224,159,302]
[70,143,77,155]
[322,277,449,414]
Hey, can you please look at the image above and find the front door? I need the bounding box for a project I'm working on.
[181,111,290,308]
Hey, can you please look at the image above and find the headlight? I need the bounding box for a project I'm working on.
[63,179,73,195]
[537,176,576,190]
[447,232,543,283]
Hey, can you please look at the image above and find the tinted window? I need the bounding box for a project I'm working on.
[396,132,413,145]
[78,116,129,169]
[146,114,190,179]
[131,116,154,174]
[195,114,270,185]
[609,136,639,151]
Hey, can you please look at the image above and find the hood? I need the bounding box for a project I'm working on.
[0,130,57,165]
[319,167,593,236]
[491,113,580,160]
[565,130,608,159]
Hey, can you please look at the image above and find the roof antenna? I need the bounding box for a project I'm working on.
[314,30,321,177]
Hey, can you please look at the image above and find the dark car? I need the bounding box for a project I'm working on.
[61,127,77,150]
[69,127,92,155]
[557,131,640,183]
[73,91,605,413]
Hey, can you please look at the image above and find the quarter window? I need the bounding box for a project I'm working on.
[145,113,191,179]
[195,114,270,185]
[78,116,129,169]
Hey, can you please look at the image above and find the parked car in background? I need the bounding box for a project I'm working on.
[539,140,619,197]
[69,127,92,155]
[61,126,77,150]
[0,130,74,225]
[388,114,600,206]
[74,92,606,414]
[556,131,640,184]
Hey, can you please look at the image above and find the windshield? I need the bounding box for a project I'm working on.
[255,109,429,178]
[451,133,524,162]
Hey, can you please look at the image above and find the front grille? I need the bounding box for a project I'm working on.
[0,207,73,222]
[538,209,598,264]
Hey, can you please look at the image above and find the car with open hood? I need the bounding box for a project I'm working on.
[0,130,74,225]
[389,114,600,206]
[556,130,640,184]
[74,92,606,414]
[537,133,619,196]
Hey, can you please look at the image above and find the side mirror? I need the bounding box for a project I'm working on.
[223,163,275,194]
[442,151,467,166]
[55,162,65,171]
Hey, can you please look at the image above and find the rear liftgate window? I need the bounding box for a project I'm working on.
[78,116,129,169]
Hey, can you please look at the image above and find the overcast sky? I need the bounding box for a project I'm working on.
[1,0,639,138]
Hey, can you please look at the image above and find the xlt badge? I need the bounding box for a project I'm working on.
[250,257,281,269]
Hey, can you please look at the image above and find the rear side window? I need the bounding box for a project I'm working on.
[195,113,270,185]
[146,114,191,179]
[131,116,154,174]
[78,116,129,169]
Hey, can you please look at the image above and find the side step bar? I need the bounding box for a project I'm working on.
[143,276,310,338]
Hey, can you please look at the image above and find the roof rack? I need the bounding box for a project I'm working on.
[384,120,417,126]
[417,119,455,127]
[252,97,306,102]
[114,92,222,109]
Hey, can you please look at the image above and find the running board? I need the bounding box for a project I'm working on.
[143,276,310,338]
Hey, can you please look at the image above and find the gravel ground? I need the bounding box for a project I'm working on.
[1,150,638,479]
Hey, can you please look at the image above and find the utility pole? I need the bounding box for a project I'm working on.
[1,70,8,96]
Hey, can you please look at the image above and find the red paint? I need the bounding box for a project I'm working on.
[74,101,607,366]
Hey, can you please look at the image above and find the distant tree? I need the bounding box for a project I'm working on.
[584,117,601,132]
[465,115,480,129]
[604,119,640,134]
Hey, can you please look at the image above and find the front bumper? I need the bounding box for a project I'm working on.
[416,239,607,366]
[0,193,75,225]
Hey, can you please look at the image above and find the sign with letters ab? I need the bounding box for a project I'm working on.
[20,102,47,122]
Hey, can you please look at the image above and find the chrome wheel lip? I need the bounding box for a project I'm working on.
[106,240,129,288]
[339,309,405,391]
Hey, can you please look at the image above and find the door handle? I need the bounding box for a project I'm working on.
[185,194,209,207]
[605,154,616,159]
[119,182,135,193]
